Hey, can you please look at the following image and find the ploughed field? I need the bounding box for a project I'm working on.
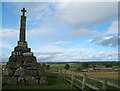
[83,71,119,79]
[83,71,119,84]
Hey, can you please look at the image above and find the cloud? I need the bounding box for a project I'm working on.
[88,35,119,47]
[33,45,118,62]
[6,2,56,24]
[6,2,117,28]
[1,28,18,41]
[27,23,53,40]
[105,21,118,34]
[88,21,119,47]
[57,2,117,28]
[69,28,99,38]
[1,28,18,50]
[0,41,13,49]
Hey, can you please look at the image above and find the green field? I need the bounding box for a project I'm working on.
[47,63,81,70]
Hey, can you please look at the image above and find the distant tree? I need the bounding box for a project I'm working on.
[81,62,89,68]
[46,64,50,70]
[105,63,112,68]
[92,64,96,68]
[64,64,70,70]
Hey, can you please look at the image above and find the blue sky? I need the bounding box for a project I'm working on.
[1,1,119,62]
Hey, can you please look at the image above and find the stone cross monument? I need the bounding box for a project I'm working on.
[8,8,36,64]
[2,8,47,85]
[20,8,26,42]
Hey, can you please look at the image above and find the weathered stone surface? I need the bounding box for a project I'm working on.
[23,62,31,68]
[38,68,46,77]
[18,77,25,85]
[9,56,16,62]
[7,62,22,70]
[7,77,17,85]
[25,76,38,85]
[25,69,37,77]
[7,68,13,77]
[16,56,23,62]
[39,76,47,85]
[24,56,36,63]
[35,63,41,68]
[14,67,25,78]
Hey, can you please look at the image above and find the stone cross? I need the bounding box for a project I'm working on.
[21,8,26,16]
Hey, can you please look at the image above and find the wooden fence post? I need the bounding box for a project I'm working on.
[71,71,74,87]
[102,79,107,91]
[82,73,86,91]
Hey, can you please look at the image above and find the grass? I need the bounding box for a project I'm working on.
[2,72,73,91]
[49,63,81,70]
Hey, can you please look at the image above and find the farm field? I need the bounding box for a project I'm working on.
[83,71,119,85]
[49,63,119,77]
[83,71,119,79]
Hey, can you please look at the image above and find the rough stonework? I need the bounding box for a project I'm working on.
[2,8,47,85]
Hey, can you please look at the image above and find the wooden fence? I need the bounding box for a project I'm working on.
[58,69,120,91]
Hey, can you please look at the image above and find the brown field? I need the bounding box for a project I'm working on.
[83,71,119,79]
[60,70,119,80]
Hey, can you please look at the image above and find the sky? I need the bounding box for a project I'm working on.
[1,1,119,62]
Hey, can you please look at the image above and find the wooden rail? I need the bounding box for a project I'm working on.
[58,69,120,91]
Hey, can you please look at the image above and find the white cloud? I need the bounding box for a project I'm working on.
[69,28,99,38]
[1,28,18,41]
[0,41,13,49]
[27,23,53,40]
[33,45,118,62]
[105,21,118,34]
[6,2,117,28]
[1,28,18,50]
[57,2,117,28]
[7,2,55,24]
